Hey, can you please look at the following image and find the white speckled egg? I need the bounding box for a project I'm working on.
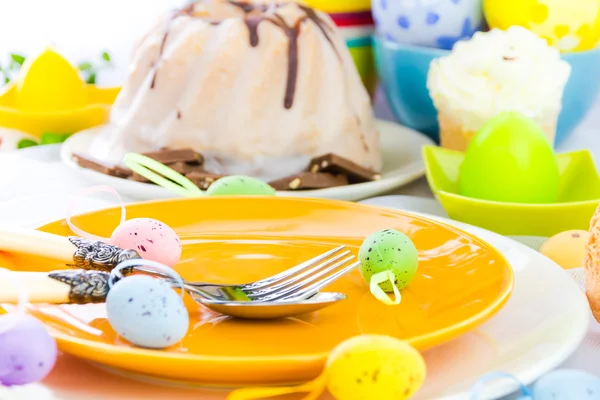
[106,275,189,349]
[373,0,485,49]
[533,369,600,399]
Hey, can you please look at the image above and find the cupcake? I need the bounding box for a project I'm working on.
[427,26,571,151]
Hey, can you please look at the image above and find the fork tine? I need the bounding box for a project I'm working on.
[251,256,357,302]
[245,249,351,298]
[243,245,348,290]
[279,261,360,301]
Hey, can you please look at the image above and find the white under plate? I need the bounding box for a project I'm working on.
[36,209,589,400]
[388,211,589,400]
[60,120,434,201]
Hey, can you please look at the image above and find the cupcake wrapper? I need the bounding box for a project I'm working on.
[437,109,559,152]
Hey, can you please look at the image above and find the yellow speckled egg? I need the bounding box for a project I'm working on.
[540,230,590,269]
[483,0,600,52]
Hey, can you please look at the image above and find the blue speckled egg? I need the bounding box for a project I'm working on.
[106,275,189,349]
[533,369,600,399]
[373,0,484,50]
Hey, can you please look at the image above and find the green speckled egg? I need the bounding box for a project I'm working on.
[358,229,419,292]
[206,176,276,196]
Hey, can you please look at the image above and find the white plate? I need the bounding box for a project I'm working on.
[369,208,589,400]
[60,120,434,201]
[30,205,589,399]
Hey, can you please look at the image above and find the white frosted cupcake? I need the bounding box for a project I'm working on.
[427,26,571,151]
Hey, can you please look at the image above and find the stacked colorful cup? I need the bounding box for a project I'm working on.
[306,0,377,97]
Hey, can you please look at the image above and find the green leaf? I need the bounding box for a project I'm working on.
[86,72,96,84]
[40,132,71,145]
[17,138,39,149]
[10,54,25,66]
[101,51,111,62]
[78,62,93,71]
[4,76,9,84]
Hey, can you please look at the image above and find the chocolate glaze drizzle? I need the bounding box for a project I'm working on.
[149,0,340,110]
[273,14,306,109]
[150,3,196,89]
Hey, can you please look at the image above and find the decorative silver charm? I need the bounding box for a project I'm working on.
[68,237,141,272]
[48,269,111,304]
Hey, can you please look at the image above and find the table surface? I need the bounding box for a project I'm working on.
[0,92,594,400]
[1,0,600,397]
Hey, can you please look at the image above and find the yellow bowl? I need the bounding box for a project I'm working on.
[304,0,371,13]
[0,83,120,137]
[423,145,600,236]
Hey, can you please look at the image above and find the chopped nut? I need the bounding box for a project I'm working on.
[288,178,301,189]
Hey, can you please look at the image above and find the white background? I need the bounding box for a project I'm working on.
[0,0,599,396]
[0,0,187,87]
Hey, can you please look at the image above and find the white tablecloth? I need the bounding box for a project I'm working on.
[1,0,600,395]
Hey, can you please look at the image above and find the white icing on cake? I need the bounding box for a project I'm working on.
[90,0,381,180]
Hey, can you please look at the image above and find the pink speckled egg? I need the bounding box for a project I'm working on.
[110,218,182,267]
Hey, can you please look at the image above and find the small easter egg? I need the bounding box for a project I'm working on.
[106,275,189,349]
[326,335,426,400]
[110,218,182,267]
[359,229,419,292]
[533,369,600,399]
[16,48,88,112]
[458,112,559,203]
[540,230,590,269]
[206,176,276,196]
[484,0,600,52]
[0,314,57,385]
[373,0,485,50]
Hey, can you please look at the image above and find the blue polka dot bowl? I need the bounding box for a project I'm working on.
[372,0,484,50]
[374,36,600,145]
[373,37,445,140]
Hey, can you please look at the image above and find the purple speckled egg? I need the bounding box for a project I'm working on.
[110,218,182,267]
[0,315,57,386]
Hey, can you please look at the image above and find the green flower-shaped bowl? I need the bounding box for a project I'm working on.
[423,145,600,236]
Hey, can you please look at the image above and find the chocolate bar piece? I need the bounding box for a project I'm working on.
[142,148,203,165]
[269,172,349,191]
[186,171,226,190]
[308,153,381,183]
[169,161,205,175]
[130,172,151,183]
[73,153,132,179]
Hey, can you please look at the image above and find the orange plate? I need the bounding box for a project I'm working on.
[6,197,513,386]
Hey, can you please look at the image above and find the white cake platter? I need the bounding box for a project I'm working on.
[60,119,434,201]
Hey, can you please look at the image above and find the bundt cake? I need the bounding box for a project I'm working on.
[90,0,381,181]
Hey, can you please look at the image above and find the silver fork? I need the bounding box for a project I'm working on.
[173,245,359,319]
[178,245,358,302]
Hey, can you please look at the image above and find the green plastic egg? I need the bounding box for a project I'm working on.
[358,229,419,292]
[206,175,276,196]
[458,112,560,203]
